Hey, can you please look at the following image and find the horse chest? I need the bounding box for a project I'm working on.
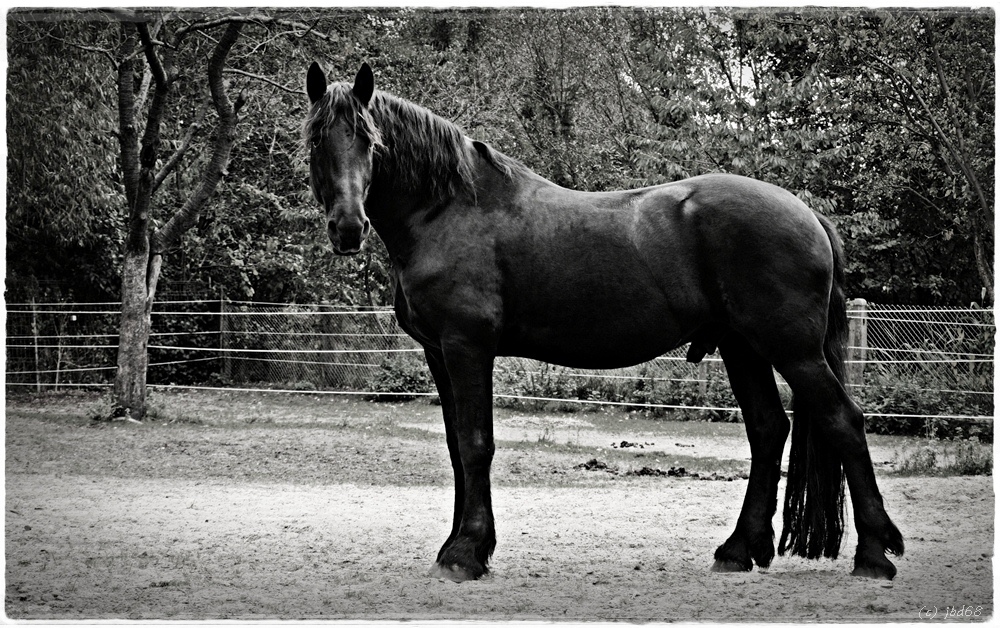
[391,260,504,349]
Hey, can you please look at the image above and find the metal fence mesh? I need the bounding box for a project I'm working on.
[221,303,418,389]
[847,304,994,421]
[5,300,994,421]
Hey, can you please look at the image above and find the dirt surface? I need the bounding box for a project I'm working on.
[5,390,994,621]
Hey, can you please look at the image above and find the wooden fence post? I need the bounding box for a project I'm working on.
[31,298,40,393]
[847,298,868,388]
[319,301,336,387]
[220,287,231,382]
[697,360,708,401]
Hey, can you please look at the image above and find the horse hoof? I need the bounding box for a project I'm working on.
[711,558,752,573]
[428,562,479,582]
[851,560,897,580]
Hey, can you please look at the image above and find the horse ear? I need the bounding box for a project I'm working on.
[307,62,327,104]
[353,62,374,106]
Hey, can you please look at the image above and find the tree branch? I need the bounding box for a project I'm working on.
[871,53,979,203]
[224,68,303,95]
[174,13,336,42]
[152,100,209,194]
[48,34,118,68]
[136,21,168,88]
[152,21,245,254]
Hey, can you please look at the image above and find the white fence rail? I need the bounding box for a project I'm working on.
[5,300,994,423]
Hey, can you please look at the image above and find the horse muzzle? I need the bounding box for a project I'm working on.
[328,218,371,256]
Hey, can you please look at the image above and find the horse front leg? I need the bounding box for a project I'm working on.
[428,340,496,582]
[424,348,464,561]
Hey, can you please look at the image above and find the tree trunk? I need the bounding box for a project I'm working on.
[971,227,994,304]
[110,19,245,420]
[113,250,155,419]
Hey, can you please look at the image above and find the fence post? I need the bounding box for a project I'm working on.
[220,287,231,382]
[847,298,868,388]
[319,301,334,387]
[31,298,40,393]
[697,360,708,401]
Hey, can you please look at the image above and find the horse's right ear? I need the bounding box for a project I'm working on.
[353,62,374,106]
[307,62,327,104]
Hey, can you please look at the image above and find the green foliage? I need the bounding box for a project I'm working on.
[5,7,993,309]
[893,438,992,476]
[946,439,993,476]
[365,352,433,402]
[858,378,993,441]
[894,446,938,474]
[630,8,993,305]
[6,15,126,301]
[493,360,743,420]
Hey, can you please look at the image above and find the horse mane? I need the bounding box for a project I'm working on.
[304,82,525,203]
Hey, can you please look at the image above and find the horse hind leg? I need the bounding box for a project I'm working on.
[777,357,904,579]
[711,333,789,572]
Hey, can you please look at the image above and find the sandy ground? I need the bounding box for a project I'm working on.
[403,410,912,472]
[4,392,994,621]
[6,472,993,621]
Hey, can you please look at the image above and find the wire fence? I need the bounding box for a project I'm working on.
[5,299,995,426]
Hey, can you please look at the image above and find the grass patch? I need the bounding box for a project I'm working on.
[892,439,992,476]
[9,389,978,485]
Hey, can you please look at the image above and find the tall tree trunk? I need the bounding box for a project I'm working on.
[111,19,245,420]
[111,17,173,420]
[113,251,160,419]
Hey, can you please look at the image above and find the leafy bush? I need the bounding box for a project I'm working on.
[893,438,992,476]
[493,359,743,419]
[894,446,938,474]
[946,439,993,475]
[365,353,433,402]
[856,371,993,442]
[494,362,590,412]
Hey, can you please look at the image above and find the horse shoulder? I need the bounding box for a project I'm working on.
[393,223,504,346]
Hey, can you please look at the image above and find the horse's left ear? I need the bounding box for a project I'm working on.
[307,61,327,104]
[353,62,374,106]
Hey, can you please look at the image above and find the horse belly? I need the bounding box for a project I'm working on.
[496,206,704,368]
[504,332,682,370]
[497,285,690,369]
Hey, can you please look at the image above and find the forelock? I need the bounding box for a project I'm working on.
[303,83,383,149]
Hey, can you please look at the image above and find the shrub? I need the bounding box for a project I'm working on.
[946,439,993,475]
[893,438,992,476]
[365,353,433,402]
[855,367,992,441]
[895,446,938,474]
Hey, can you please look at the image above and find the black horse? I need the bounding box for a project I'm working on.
[303,62,904,582]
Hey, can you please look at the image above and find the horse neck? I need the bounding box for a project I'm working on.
[363,104,476,262]
[364,170,439,264]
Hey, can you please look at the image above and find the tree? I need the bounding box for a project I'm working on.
[7,9,349,418]
[834,10,994,303]
[109,10,251,419]
[628,7,993,304]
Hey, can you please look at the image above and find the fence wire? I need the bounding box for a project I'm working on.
[5,300,994,423]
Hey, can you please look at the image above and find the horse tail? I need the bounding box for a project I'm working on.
[778,213,847,560]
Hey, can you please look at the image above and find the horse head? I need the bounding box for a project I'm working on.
[305,62,377,255]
